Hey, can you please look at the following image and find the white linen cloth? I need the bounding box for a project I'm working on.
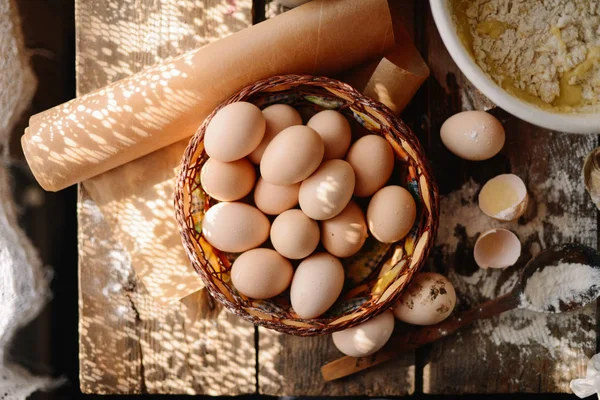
[0,0,58,398]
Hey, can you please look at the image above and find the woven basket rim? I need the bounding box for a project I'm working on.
[174,74,440,336]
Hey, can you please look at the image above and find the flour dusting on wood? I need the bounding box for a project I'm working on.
[432,174,596,364]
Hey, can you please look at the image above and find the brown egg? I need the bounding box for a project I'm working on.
[271,209,320,259]
[307,110,352,160]
[367,185,416,243]
[290,252,344,319]
[202,202,270,253]
[440,111,505,161]
[392,272,456,325]
[253,177,300,215]
[346,135,394,197]
[204,102,266,162]
[260,125,324,185]
[299,159,355,220]
[231,248,293,299]
[332,310,395,357]
[321,201,367,257]
[248,104,302,165]
[200,158,256,201]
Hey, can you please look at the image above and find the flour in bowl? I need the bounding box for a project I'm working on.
[452,0,600,112]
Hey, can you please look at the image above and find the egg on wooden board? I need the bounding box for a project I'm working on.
[202,202,270,253]
[440,111,505,161]
[332,310,395,357]
[299,159,355,220]
[393,272,456,325]
[290,252,345,319]
[367,185,416,243]
[253,177,300,215]
[200,158,256,201]
[230,248,293,299]
[260,125,324,185]
[204,102,266,162]
[248,104,302,164]
[270,209,320,259]
[346,135,395,197]
[307,110,352,160]
[320,201,367,258]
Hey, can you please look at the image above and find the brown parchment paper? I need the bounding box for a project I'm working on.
[81,44,430,303]
[340,28,430,115]
[23,0,431,303]
[83,139,197,303]
[42,0,395,303]
[22,0,394,192]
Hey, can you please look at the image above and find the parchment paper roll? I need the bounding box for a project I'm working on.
[27,0,431,304]
[83,45,430,303]
[341,27,430,115]
[22,0,394,192]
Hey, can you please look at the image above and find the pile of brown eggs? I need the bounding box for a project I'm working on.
[200,101,418,320]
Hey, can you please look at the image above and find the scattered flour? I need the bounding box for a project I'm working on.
[83,198,135,312]
[435,179,595,253]
[433,171,596,366]
[521,262,600,312]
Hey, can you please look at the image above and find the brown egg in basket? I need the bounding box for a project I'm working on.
[174,75,439,336]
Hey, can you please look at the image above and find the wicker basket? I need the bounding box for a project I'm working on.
[174,75,439,336]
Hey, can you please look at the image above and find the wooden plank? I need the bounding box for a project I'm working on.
[257,1,416,395]
[258,331,415,396]
[420,4,597,394]
[76,0,257,394]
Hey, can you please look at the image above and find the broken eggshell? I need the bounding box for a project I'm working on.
[583,147,600,210]
[478,174,528,221]
[473,228,521,269]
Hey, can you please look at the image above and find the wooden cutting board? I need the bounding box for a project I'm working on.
[77,0,597,394]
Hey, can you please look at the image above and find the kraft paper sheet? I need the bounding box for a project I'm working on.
[22,0,395,192]
[23,0,430,303]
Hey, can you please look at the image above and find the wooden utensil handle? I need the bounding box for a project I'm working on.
[321,292,519,381]
[389,292,519,352]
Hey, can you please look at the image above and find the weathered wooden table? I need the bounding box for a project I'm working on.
[77,0,598,395]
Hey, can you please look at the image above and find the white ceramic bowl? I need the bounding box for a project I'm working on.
[430,0,600,134]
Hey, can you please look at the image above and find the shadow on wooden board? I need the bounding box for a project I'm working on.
[8,0,595,399]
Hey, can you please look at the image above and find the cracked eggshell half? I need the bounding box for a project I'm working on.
[474,228,521,269]
[478,174,528,221]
